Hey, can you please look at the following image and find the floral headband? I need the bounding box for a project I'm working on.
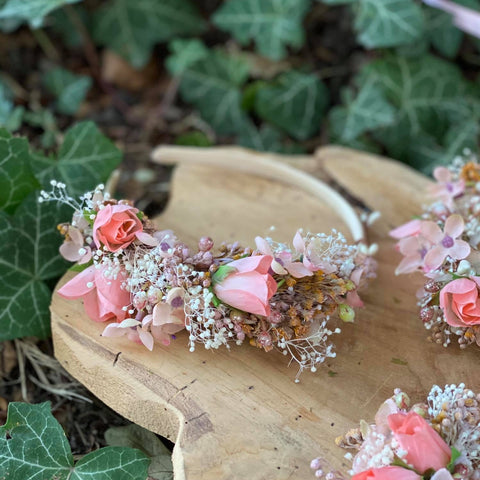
[44,155,377,381]
[311,383,480,479]
[391,154,480,349]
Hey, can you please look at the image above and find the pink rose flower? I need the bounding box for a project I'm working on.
[93,204,143,252]
[57,265,130,323]
[351,466,421,480]
[388,411,451,473]
[439,277,480,327]
[213,255,277,316]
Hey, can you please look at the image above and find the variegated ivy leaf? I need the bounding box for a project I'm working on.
[0,194,70,340]
[93,0,206,68]
[362,55,469,140]
[0,402,150,479]
[254,71,329,140]
[43,67,92,115]
[0,130,39,214]
[426,0,480,58]
[175,49,250,135]
[354,0,425,48]
[0,0,81,29]
[31,121,122,196]
[212,0,311,60]
[329,78,396,142]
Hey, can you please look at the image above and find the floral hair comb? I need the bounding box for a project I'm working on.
[391,153,480,349]
[44,154,377,380]
[311,383,480,479]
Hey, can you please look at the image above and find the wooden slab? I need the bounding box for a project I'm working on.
[51,146,480,480]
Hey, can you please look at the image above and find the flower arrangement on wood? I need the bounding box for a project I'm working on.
[311,384,480,479]
[41,181,376,380]
[391,153,480,349]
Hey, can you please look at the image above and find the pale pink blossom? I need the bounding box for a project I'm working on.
[59,226,91,264]
[395,235,432,274]
[102,297,185,351]
[255,235,313,278]
[429,166,465,208]
[57,266,130,323]
[389,219,422,240]
[292,231,336,274]
[213,255,277,316]
[421,214,471,271]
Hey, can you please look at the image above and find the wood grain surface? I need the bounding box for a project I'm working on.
[50,146,480,480]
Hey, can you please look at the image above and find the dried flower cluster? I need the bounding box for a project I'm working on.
[311,384,480,480]
[42,182,376,380]
[391,153,480,348]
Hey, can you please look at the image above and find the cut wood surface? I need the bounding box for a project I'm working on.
[51,146,480,480]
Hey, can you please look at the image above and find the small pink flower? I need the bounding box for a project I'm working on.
[429,166,465,208]
[390,219,423,240]
[292,231,336,274]
[93,204,143,252]
[213,255,277,316]
[351,467,421,480]
[59,226,91,264]
[255,235,313,278]
[57,265,130,323]
[439,277,480,327]
[388,411,451,473]
[421,214,471,271]
[395,235,432,274]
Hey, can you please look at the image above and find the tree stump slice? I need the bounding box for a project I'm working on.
[50,146,480,480]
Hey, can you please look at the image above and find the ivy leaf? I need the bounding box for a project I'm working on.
[165,39,209,76]
[426,0,480,58]
[254,71,329,140]
[0,402,150,479]
[354,0,425,48]
[93,0,206,68]
[0,0,81,29]
[212,0,310,60]
[238,122,284,152]
[105,424,173,480]
[43,67,92,115]
[0,194,70,340]
[176,49,250,135]
[47,5,91,48]
[0,130,39,214]
[329,78,396,142]
[31,121,122,195]
[362,55,468,140]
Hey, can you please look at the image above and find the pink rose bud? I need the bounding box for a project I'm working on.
[439,277,480,327]
[93,204,143,252]
[388,411,451,473]
[351,466,421,480]
[57,265,130,323]
[212,255,277,316]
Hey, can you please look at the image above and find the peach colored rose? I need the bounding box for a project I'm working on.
[93,204,143,252]
[388,411,451,473]
[351,467,421,480]
[57,265,130,323]
[213,255,277,316]
[439,277,480,327]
